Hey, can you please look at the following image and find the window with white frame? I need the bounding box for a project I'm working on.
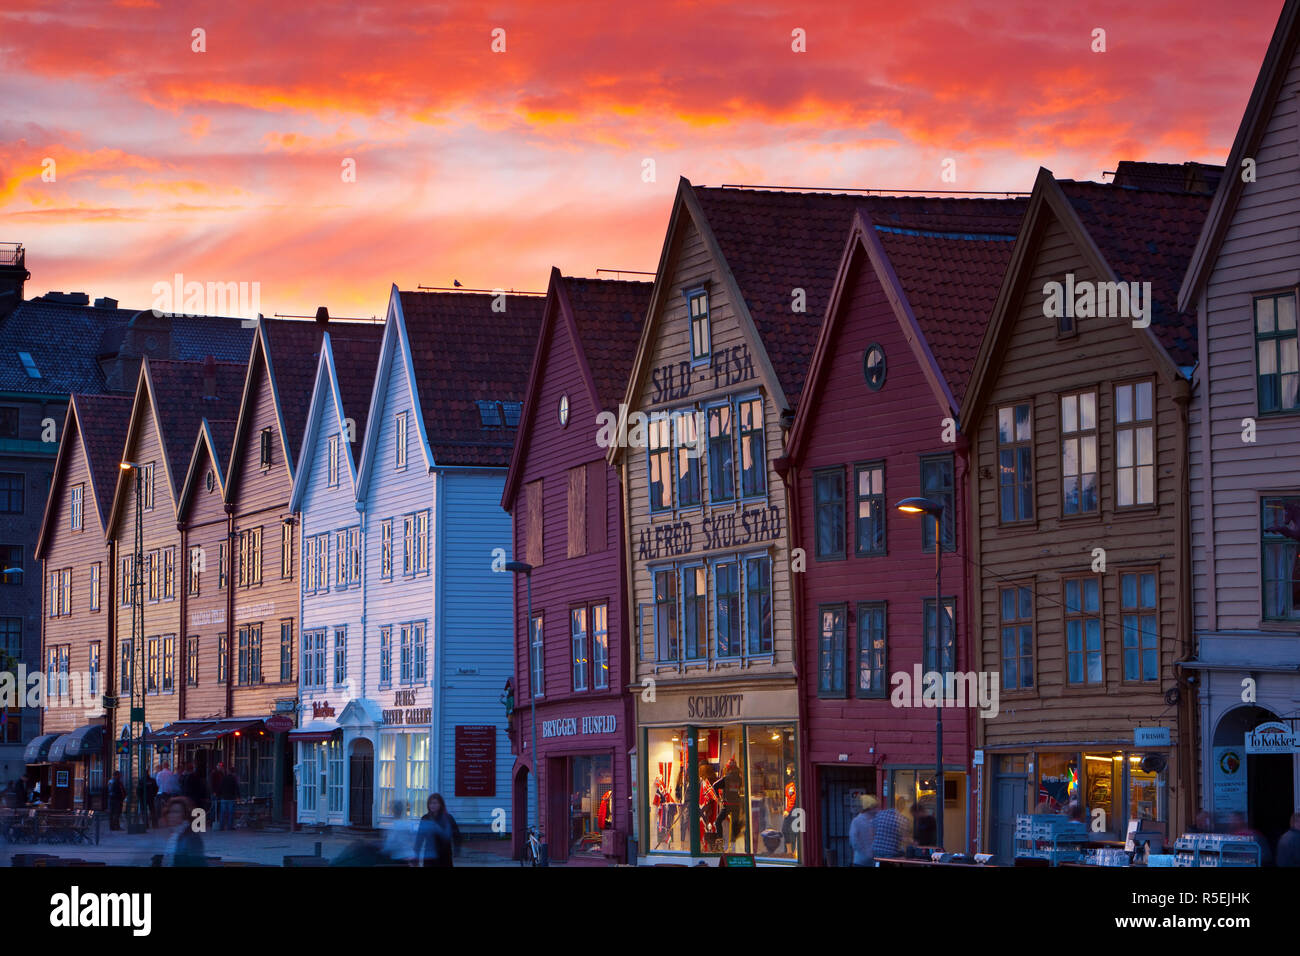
[70,483,84,531]
[1115,381,1154,508]
[300,743,318,813]
[327,434,340,487]
[381,519,393,578]
[334,626,347,686]
[90,562,101,611]
[378,734,396,819]
[404,733,429,818]
[395,411,408,470]
[327,738,345,814]
[379,625,393,686]
[303,630,327,690]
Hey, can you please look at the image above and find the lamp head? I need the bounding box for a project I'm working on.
[896,496,944,517]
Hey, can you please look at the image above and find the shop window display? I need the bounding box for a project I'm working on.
[1083,753,1119,836]
[647,727,691,852]
[747,726,797,860]
[1036,753,1078,812]
[569,755,614,857]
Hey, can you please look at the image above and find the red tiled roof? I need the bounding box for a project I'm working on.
[147,359,248,500]
[399,291,546,467]
[326,323,384,463]
[562,276,652,410]
[1057,180,1212,367]
[73,394,134,528]
[872,223,1020,407]
[691,186,1024,403]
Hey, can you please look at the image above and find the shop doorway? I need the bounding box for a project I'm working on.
[1214,704,1295,846]
[818,765,875,866]
[513,765,530,861]
[990,754,1027,863]
[349,739,373,828]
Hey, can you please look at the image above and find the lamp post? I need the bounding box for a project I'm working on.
[506,560,547,866]
[120,460,146,832]
[896,495,946,851]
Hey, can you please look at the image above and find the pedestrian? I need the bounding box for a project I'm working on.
[208,762,225,817]
[137,770,158,829]
[155,761,178,822]
[161,796,207,867]
[1275,811,1300,867]
[849,794,878,866]
[911,801,938,847]
[1227,811,1273,866]
[870,797,907,863]
[181,761,207,809]
[107,771,126,830]
[415,793,461,867]
[219,766,240,831]
[381,801,418,865]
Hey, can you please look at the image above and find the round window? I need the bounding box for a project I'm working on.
[558,393,570,427]
[863,345,886,391]
[205,470,215,492]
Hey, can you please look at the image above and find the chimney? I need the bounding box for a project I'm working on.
[315,306,329,327]
[0,243,28,318]
[94,297,118,310]
[203,355,217,398]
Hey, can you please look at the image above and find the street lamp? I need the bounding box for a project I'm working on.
[896,495,946,852]
[506,560,547,866]
[120,460,146,832]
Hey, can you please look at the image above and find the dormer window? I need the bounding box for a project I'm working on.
[502,401,522,427]
[476,401,502,427]
[687,288,710,362]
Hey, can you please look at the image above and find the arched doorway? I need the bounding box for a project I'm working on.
[513,765,530,860]
[1213,705,1295,849]
[349,738,374,828]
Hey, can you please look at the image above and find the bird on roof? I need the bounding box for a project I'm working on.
[453,279,462,287]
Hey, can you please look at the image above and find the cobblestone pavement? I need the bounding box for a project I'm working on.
[3,820,520,867]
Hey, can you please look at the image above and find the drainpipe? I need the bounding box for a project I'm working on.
[225,503,235,720]
[1172,375,1194,832]
[178,520,187,720]
[430,467,443,798]
[955,431,976,855]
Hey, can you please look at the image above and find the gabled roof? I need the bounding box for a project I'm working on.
[226,318,328,497]
[177,418,237,517]
[35,393,133,557]
[786,203,1022,461]
[288,324,385,513]
[1057,180,1210,368]
[106,357,246,534]
[960,168,1210,428]
[398,289,546,468]
[0,299,252,395]
[502,269,650,507]
[1179,0,1300,311]
[691,185,1026,403]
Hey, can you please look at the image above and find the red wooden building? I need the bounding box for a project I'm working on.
[501,270,650,864]
[782,198,1023,864]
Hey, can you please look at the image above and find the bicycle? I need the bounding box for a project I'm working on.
[521,825,541,866]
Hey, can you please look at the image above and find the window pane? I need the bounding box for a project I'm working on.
[1257,296,1276,333]
[1116,384,1132,423]
[1135,382,1153,421]
[1061,395,1077,433]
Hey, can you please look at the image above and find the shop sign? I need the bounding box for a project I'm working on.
[382,708,432,726]
[649,344,757,406]
[687,693,743,720]
[190,608,224,627]
[455,725,496,797]
[1245,720,1300,754]
[541,714,618,738]
[1134,727,1171,747]
[311,701,335,719]
[1211,746,1246,818]
[636,506,781,561]
[265,715,293,734]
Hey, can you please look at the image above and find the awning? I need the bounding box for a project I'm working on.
[190,718,267,742]
[288,719,340,744]
[23,733,61,764]
[48,723,104,762]
[144,720,214,743]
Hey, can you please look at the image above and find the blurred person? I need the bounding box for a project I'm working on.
[107,771,125,830]
[870,797,907,863]
[849,794,878,867]
[1189,808,1215,833]
[415,793,461,867]
[1275,811,1300,867]
[911,801,937,847]
[1227,811,1273,866]
[219,766,240,831]
[208,762,225,818]
[161,796,206,867]
[137,770,158,828]
[382,801,418,865]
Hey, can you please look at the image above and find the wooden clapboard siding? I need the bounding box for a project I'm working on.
[794,244,974,765]
[229,353,297,717]
[179,435,231,720]
[1192,44,1300,635]
[297,343,367,709]
[972,214,1182,749]
[361,322,435,726]
[39,409,113,735]
[110,398,182,746]
[625,212,795,688]
[438,471,515,818]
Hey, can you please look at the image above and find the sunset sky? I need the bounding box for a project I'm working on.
[0,0,1283,319]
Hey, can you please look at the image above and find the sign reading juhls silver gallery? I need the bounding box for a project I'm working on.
[542,715,618,738]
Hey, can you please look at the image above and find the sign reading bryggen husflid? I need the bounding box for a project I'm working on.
[613,181,857,865]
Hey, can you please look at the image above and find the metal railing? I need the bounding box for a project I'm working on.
[0,242,24,267]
